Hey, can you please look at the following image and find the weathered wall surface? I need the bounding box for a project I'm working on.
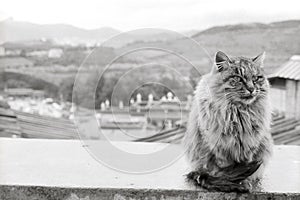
[1,186,300,200]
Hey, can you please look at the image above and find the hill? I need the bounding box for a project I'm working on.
[0,19,121,45]
[192,20,300,73]
[0,19,180,47]
[121,20,300,75]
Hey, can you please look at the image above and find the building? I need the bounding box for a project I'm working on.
[48,48,63,58]
[269,55,300,118]
[0,57,34,69]
[26,50,48,57]
[0,46,5,56]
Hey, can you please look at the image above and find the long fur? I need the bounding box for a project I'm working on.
[182,52,273,192]
[186,161,262,192]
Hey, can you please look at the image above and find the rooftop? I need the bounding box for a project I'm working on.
[0,108,77,139]
[0,138,299,199]
[269,55,300,80]
[2,107,300,144]
[136,112,300,145]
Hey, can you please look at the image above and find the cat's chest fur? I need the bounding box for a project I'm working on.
[198,100,267,163]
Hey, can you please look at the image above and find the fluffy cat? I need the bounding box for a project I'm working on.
[183,51,273,192]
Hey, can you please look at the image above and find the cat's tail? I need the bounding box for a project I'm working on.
[186,161,262,192]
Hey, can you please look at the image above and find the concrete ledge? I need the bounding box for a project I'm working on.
[1,185,300,200]
[0,138,300,199]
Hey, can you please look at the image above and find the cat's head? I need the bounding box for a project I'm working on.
[212,51,269,104]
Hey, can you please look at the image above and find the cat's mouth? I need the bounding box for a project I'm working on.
[242,95,254,99]
[240,94,257,103]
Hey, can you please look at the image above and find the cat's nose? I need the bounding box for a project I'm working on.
[247,87,255,94]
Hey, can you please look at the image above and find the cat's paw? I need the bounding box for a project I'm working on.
[186,171,204,185]
[240,179,253,192]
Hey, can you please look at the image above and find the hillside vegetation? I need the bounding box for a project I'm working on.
[122,20,300,75]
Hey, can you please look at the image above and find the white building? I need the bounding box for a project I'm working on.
[0,46,5,56]
[48,48,63,58]
[27,50,48,57]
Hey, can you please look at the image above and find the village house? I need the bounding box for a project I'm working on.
[48,48,63,58]
[269,55,300,119]
[0,46,5,56]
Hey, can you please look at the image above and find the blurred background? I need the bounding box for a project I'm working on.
[1,0,300,145]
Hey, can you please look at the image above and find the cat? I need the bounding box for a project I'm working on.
[182,51,273,192]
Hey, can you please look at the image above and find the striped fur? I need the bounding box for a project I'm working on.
[183,51,273,192]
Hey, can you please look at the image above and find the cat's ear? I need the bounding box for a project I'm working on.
[253,52,265,67]
[214,51,231,72]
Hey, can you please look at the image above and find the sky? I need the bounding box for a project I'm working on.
[1,0,300,31]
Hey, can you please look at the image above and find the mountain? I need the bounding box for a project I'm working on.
[0,19,121,45]
[0,19,180,47]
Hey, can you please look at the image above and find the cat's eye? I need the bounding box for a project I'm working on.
[253,76,264,82]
